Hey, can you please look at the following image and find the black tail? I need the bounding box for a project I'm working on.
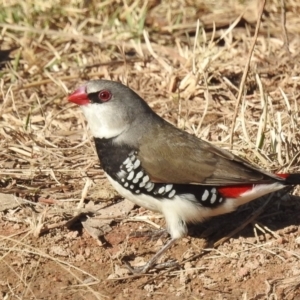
[283,174,300,185]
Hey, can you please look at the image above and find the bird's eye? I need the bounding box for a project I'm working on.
[98,89,112,102]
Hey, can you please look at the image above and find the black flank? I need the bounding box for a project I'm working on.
[94,137,135,179]
[94,137,226,209]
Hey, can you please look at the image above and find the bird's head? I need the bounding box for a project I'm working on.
[68,80,154,140]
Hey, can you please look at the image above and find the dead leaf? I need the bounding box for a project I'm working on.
[80,199,135,242]
[0,193,26,212]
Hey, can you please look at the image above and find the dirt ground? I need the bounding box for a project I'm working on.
[2,194,300,299]
[2,0,300,299]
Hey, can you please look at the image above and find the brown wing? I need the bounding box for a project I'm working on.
[138,122,282,185]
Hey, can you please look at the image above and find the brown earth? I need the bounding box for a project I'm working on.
[2,194,300,299]
[1,0,300,299]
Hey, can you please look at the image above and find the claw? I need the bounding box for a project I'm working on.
[123,238,178,274]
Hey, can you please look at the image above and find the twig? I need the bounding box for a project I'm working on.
[280,0,291,55]
[229,0,266,148]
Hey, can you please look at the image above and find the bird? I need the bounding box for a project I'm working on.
[0,47,18,70]
[68,79,300,273]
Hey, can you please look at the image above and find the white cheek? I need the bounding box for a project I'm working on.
[81,104,129,139]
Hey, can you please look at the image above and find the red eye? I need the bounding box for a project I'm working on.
[98,89,112,102]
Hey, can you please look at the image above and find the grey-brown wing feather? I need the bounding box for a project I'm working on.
[138,122,282,185]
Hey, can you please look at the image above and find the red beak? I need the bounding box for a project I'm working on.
[68,85,90,105]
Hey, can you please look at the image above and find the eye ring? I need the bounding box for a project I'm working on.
[98,89,112,102]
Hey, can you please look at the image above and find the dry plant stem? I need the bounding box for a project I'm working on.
[137,265,179,288]
[214,193,273,247]
[124,216,162,229]
[229,0,266,148]
[107,272,153,281]
[39,220,69,234]
[280,0,291,55]
[248,242,286,262]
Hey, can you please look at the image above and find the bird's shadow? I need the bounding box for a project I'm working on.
[188,193,300,243]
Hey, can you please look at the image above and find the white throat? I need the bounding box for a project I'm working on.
[81,104,129,139]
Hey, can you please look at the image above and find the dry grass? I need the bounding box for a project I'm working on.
[1,0,300,299]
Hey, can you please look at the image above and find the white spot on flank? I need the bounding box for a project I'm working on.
[168,190,176,198]
[165,184,173,193]
[127,171,134,181]
[147,185,154,192]
[211,188,216,194]
[123,157,130,165]
[210,193,217,204]
[135,171,143,179]
[143,175,150,183]
[126,166,133,172]
[124,182,129,187]
[126,162,133,168]
[158,186,165,194]
[201,190,209,201]
[117,170,127,178]
[135,190,140,193]
[133,160,141,169]
[145,182,154,191]
[130,185,134,189]
[145,182,151,188]
[121,178,125,182]
[219,197,223,203]
[130,155,136,162]
[139,181,146,188]
[133,178,139,184]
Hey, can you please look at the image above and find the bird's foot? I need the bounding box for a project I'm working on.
[123,238,178,274]
[123,259,179,274]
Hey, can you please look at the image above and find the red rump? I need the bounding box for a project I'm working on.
[276,173,289,179]
[217,185,253,198]
[217,173,293,198]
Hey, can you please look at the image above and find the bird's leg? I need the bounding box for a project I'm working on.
[124,238,178,274]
